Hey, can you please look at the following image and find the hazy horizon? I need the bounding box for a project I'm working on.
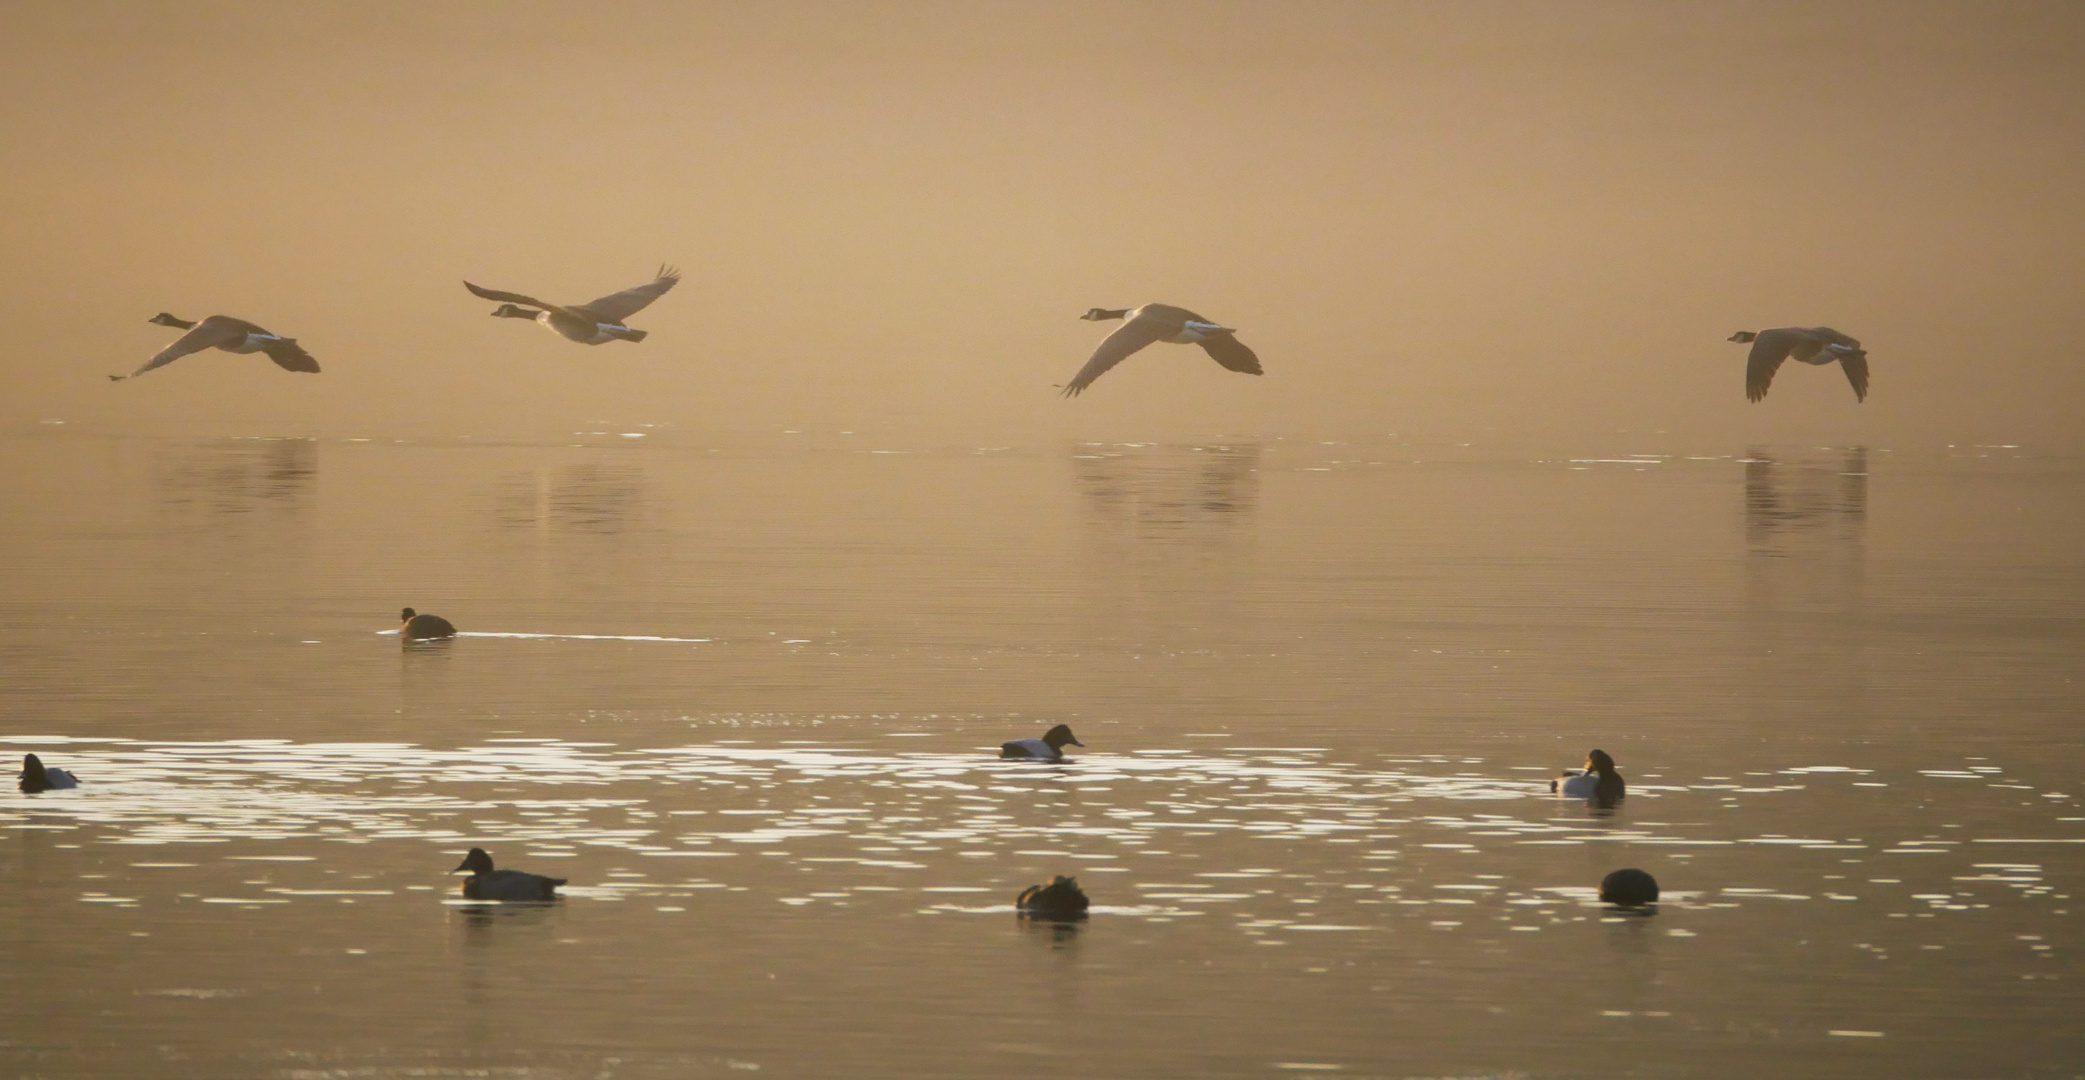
[5,1,2082,447]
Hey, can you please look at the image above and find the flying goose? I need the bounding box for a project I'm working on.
[452,847,566,901]
[1016,875,1091,919]
[110,313,320,381]
[19,753,80,794]
[1000,724,1085,761]
[1729,327,1868,402]
[399,607,456,640]
[464,265,680,345]
[1059,304,1262,397]
[1551,748,1624,803]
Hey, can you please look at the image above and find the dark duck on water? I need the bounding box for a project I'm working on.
[1016,876,1090,920]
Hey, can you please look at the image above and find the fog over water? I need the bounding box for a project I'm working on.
[3,2,2083,446]
[3,3,2084,1078]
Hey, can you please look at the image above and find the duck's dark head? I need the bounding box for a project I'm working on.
[149,312,196,330]
[22,753,45,777]
[453,847,495,874]
[1081,308,1130,322]
[1043,724,1084,750]
[1586,749,1617,774]
[1727,331,1757,344]
[490,304,538,319]
[400,607,417,623]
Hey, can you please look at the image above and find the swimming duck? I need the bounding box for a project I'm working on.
[110,313,320,380]
[1551,749,1624,802]
[1599,867,1659,906]
[464,266,680,345]
[1016,875,1091,919]
[1059,304,1262,397]
[451,847,566,901]
[19,753,80,794]
[1000,724,1084,761]
[1728,327,1868,402]
[399,608,456,640]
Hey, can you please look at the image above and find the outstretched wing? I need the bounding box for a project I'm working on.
[1838,349,1869,402]
[463,280,562,312]
[1061,316,1170,397]
[574,265,680,323]
[1744,328,1807,403]
[115,316,249,380]
[261,339,320,374]
[1198,333,1262,375]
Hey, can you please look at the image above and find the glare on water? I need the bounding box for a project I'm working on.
[2,433,2081,1078]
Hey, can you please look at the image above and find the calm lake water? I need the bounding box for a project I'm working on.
[3,429,2081,1079]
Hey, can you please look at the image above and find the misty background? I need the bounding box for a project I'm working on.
[3,0,2080,447]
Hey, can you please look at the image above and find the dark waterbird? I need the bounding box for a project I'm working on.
[111,313,319,381]
[1599,868,1659,907]
[399,607,456,640]
[452,847,566,901]
[1059,304,1262,397]
[19,753,80,794]
[1729,327,1868,403]
[465,265,680,345]
[1016,876,1090,919]
[1001,724,1084,761]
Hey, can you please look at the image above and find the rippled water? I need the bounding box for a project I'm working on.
[3,432,2081,1078]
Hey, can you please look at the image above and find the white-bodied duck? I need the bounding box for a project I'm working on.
[1552,748,1625,803]
[19,753,80,794]
[1000,724,1085,761]
[1728,327,1868,402]
[465,266,680,345]
[452,847,565,901]
[1060,304,1262,397]
[111,313,320,380]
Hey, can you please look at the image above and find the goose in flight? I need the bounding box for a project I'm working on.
[1060,304,1262,397]
[464,265,680,345]
[1729,327,1868,403]
[110,313,320,381]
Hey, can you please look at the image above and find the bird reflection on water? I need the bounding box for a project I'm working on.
[152,437,317,516]
[1744,446,1867,556]
[492,462,650,537]
[1741,446,1872,734]
[1073,441,1262,539]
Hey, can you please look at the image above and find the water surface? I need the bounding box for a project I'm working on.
[3,432,2080,1078]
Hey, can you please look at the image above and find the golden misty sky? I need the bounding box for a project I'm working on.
[2,1,2080,446]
